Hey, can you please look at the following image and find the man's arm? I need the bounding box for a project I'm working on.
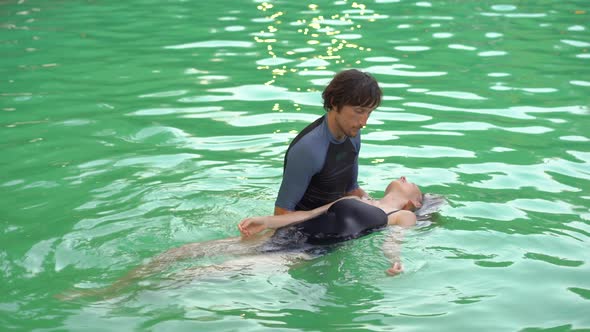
[345,187,371,200]
[274,141,322,215]
[274,206,292,215]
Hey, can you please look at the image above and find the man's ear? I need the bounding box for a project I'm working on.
[330,98,344,112]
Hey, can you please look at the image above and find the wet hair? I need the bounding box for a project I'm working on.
[415,193,446,221]
[322,69,382,112]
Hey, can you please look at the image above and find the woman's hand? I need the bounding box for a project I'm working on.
[386,262,403,276]
[238,217,268,238]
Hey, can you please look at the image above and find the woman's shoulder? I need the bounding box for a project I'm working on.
[389,210,417,228]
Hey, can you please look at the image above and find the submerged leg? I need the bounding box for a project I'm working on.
[173,251,309,280]
[57,235,268,300]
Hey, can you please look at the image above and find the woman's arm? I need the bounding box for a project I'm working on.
[239,196,359,237]
[382,228,405,276]
[383,211,416,276]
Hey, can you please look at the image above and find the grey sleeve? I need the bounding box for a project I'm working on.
[275,141,323,211]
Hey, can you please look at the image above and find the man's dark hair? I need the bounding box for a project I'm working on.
[321,69,382,112]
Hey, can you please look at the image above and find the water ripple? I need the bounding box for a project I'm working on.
[424,122,553,134]
[406,103,588,120]
[425,91,487,100]
[164,40,254,49]
[179,84,320,105]
[366,64,446,77]
[454,162,583,192]
[362,144,476,159]
[506,199,575,214]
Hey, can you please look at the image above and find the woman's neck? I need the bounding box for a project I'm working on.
[375,193,407,212]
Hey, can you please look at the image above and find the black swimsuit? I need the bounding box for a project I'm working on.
[264,199,399,251]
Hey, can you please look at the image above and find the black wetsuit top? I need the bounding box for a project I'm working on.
[265,199,399,250]
[275,116,361,211]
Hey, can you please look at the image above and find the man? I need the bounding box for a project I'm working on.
[274,69,382,215]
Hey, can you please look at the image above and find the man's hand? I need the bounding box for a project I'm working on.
[346,187,371,200]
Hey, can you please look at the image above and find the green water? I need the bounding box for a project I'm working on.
[2,0,589,330]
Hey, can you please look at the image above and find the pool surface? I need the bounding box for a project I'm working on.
[1,0,589,331]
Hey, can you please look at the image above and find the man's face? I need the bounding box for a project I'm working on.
[333,105,374,137]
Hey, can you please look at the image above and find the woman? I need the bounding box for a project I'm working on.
[239,176,424,275]
[58,176,431,299]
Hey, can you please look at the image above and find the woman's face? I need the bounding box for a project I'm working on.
[390,177,422,205]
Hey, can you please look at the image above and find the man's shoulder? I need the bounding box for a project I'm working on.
[288,116,329,151]
[294,116,325,139]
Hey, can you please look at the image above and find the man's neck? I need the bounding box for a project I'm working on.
[326,111,345,140]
